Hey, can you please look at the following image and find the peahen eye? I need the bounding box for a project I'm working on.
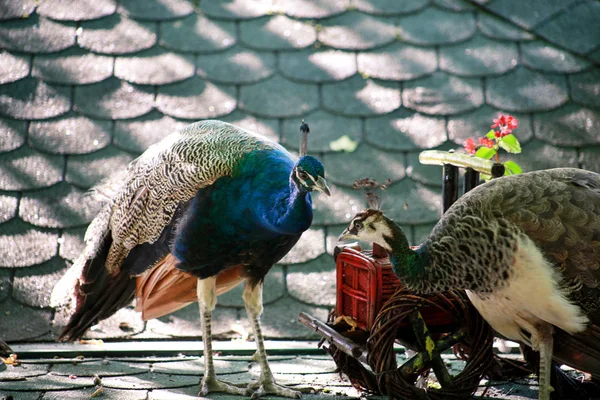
[354,221,363,230]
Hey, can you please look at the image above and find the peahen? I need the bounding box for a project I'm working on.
[339,168,600,400]
[51,120,330,399]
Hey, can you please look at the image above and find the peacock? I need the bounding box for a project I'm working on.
[51,120,330,399]
[338,168,600,400]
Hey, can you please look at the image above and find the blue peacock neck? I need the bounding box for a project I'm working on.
[264,178,312,235]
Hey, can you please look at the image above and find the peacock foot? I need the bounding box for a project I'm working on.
[199,375,251,397]
[249,379,301,399]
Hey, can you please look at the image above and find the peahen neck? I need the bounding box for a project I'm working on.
[381,217,439,293]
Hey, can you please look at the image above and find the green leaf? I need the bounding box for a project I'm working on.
[480,173,492,182]
[498,134,521,154]
[329,135,359,152]
[486,130,496,139]
[474,146,496,160]
[504,160,523,175]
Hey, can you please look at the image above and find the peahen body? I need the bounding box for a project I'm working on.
[339,168,600,400]
[52,120,329,399]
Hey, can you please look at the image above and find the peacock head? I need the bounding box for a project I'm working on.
[293,156,330,196]
[338,209,394,251]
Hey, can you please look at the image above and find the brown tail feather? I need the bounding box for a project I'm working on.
[135,254,246,321]
[135,254,197,321]
[58,234,136,341]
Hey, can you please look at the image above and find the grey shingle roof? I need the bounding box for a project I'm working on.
[0,0,598,344]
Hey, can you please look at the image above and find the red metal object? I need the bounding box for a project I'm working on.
[335,246,456,332]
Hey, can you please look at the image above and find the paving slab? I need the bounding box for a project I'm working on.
[0,341,546,399]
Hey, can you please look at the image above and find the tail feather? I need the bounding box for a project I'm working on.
[135,255,247,321]
[135,254,198,321]
[56,234,136,342]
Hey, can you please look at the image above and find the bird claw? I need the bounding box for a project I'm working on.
[249,380,301,399]
[199,376,251,397]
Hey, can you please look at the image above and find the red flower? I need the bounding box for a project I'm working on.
[491,114,518,136]
[478,137,494,148]
[464,137,477,154]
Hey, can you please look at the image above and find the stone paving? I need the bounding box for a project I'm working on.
[1,342,542,399]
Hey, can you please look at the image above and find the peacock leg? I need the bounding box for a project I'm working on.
[197,277,250,397]
[243,281,301,399]
[536,324,554,400]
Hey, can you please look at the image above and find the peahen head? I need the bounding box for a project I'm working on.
[292,156,330,196]
[338,209,398,251]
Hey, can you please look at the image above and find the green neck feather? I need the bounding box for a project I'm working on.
[383,218,432,293]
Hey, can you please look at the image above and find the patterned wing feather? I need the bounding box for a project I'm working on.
[494,169,600,319]
[432,168,600,317]
[99,120,285,274]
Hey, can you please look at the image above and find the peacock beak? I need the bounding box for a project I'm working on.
[314,176,331,196]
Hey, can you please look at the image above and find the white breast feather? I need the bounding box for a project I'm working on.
[466,235,588,348]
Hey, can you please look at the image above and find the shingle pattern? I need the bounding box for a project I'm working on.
[0,0,598,343]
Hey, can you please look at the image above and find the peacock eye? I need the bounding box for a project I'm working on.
[298,171,309,180]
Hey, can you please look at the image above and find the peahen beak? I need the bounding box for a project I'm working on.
[337,228,355,242]
[314,176,331,196]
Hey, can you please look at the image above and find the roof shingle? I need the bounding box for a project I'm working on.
[159,14,236,53]
[439,34,518,77]
[74,78,155,120]
[397,7,476,46]
[196,45,276,84]
[12,257,68,308]
[569,67,600,108]
[29,115,112,155]
[365,110,447,150]
[239,75,319,118]
[322,76,401,116]
[240,15,317,51]
[36,0,117,21]
[32,48,114,85]
[115,47,195,85]
[0,117,27,152]
[357,43,437,81]
[0,0,598,345]
[0,50,30,84]
[0,15,76,54]
[318,12,397,50]
[0,146,64,191]
[280,49,357,83]
[0,77,72,120]
[156,77,237,119]
[278,0,349,19]
[0,219,59,268]
[402,72,484,115]
[19,182,100,229]
[486,67,568,112]
[65,147,134,189]
[118,0,193,21]
[78,14,157,55]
